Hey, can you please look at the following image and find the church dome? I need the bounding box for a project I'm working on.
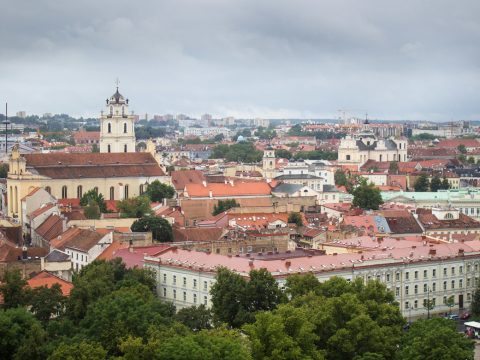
[108,87,127,105]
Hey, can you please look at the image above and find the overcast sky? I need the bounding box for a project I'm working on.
[0,0,479,121]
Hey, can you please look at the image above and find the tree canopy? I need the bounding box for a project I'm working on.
[213,199,239,216]
[146,180,175,202]
[80,189,108,213]
[130,216,173,242]
[117,196,152,218]
[352,180,384,210]
[414,174,430,192]
[210,143,263,163]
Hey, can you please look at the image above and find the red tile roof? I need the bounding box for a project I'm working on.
[185,181,271,198]
[437,139,480,149]
[173,227,226,242]
[27,271,73,296]
[28,203,56,220]
[171,170,206,191]
[24,152,165,179]
[35,214,64,241]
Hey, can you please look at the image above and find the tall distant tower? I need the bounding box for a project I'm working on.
[99,85,136,153]
[262,145,276,179]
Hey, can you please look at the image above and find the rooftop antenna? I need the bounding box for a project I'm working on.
[3,103,9,154]
[115,77,120,91]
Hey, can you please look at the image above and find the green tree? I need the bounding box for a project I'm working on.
[285,273,321,299]
[83,202,101,219]
[243,306,324,360]
[254,126,277,140]
[213,133,225,142]
[117,195,152,218]
[288,212,303,226]
[80,284,175,355]
[430,175,442,192]
[213,199,239,216]
[211,267,248,327]
[0,163,9,178]
[458,154,467,163]
[457,144,467,154]
[471,284,480,316]
[446,295,455,314]
[246,269,285,313]
[146,180,175,202]
[0,307,47,360]
[414,174,430,192]
[48,341,107,360]
[175,305,213,331]
[80,189,107,213]
[275,149,292,159]
[396,318,473,360]
[389,161,399,175]
[130,216,173,242]
[210,143,263,163]
[91,143,100,153]
[334,169,348,187]
[28,284,66,323]
[0,269,28,309]
[352,180,383,210]
[468,156,475,164]
[441,177,451,190]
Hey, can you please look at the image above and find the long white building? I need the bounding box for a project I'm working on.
[145,240,480,319]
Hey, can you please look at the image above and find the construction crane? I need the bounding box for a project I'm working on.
[337,109,367,125]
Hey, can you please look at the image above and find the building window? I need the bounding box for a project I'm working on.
[163,274,166,283]
[183,292,186,301]
[124,122,128,133]
[203,281,208,291]
[124,144,127,152]
[414,285,418,294]
[423,284,427,293]
[386,274,390,282]
[405,301,409,309]
[61,185,68,199]
[163,288,166,297]
[432,282,436,291]
[193,279,197,289]
[183,277,187,287]
[395,287,399,296]
[110,187,115,200]
[443,268,447,276]
[204,296,208,306]
[45,186,51,194]
[124,185,129,199]
[414,271,418,280]
[451,280,455,289]
[432,269,436,277]
[443,281,447,290]
[173,275,176,285]
[443,296,447,304]
[405,286,409,295]
[414,300,418,309]
[460,266,463,274]
[173,290,176,299]
[346,155,351,160]
[77,185,83,199]
[395,272,400,281]
[107,144,111,153]
[108,123,112,133]
[460,279,463,288]
[405,272,409,280]
[423,270,428,279]
[193,294,197,304]
[451,267,455,275]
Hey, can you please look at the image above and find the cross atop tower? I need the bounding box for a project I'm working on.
[115,77,120,90]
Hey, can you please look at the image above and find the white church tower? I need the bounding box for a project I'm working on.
[99,85,136,153]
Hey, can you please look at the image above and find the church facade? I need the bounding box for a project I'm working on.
[7,87,169,221]
[99,87,136,153]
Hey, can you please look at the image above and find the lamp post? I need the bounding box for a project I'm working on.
[3,103,9,154]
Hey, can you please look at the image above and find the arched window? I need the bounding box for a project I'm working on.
[77,185,83,199]
[124,144,127,152]
[45,186,51,194]
[140,184,144,195]
[124,185,129,199]
[445,213,454,220]
[110,186,114,200]
[107,123,112,133]
[62,186,68,199]
[123,122,127,133]
[107,144,111,153]
[109,106,113,115]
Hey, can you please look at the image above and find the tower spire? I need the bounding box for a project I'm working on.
[115,77,120,91]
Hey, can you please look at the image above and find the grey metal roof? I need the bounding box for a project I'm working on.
[275,174,323,180]
[44,249,70,262]
[272,183,303,194]
[323,184,338,192]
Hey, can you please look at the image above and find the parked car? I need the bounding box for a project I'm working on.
[445,314,459,320]
[461,312,471,320]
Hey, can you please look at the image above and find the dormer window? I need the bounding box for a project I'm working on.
[445,213,454,220]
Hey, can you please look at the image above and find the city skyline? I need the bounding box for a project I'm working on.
[0,0,479,121]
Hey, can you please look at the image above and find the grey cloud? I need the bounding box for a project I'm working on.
[0,0,479,120]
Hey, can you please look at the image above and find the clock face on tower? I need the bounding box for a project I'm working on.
[99,86,136,154]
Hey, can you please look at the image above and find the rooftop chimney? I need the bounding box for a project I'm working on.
[285,260,291,268]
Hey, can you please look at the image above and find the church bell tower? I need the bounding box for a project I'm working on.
[99,83,136,153]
